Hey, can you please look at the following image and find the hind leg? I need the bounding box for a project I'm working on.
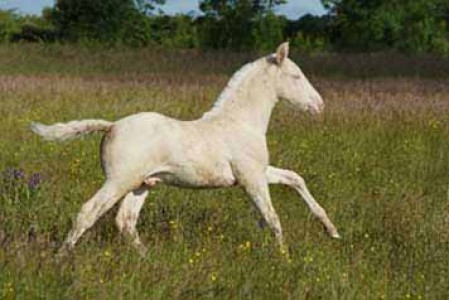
[60,181,128,253]
[116,187,149,256]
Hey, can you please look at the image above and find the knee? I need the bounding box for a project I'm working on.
[284,170,306,188]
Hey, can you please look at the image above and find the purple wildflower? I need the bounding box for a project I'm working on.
[13,169,25,180]
[3,167,25,180]
[28,173,43,190]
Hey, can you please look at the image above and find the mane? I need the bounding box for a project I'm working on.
[202,59,263,119]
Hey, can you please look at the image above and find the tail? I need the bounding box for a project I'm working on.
[31,119,113,141]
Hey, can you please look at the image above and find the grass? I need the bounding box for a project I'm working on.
[0,45,448,299]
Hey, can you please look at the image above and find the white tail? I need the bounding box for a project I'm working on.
[31,119,113,141]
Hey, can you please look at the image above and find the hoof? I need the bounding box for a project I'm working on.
[134,243,148,258]
[138,247,148,258]
[331,232,342,239]
[55,244,74,264]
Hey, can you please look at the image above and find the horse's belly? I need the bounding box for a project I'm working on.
[155,162,236,188]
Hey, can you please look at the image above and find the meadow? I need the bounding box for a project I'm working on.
[0,44,449,299]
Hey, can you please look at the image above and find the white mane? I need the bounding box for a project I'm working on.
[202,60,262,119]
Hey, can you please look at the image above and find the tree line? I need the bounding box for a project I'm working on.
[0,0,448,54]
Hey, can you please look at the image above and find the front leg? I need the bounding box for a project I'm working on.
[235,166,287,253]
[266,166,340,239]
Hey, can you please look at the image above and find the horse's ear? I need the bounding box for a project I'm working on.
[275,42,289,65]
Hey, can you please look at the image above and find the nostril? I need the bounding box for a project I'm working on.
[312,99,324,112]
[308,102,322,115]
[315,96,324,110]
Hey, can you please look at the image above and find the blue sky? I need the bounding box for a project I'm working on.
[0,0,326,19]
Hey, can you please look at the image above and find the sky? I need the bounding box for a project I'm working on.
[0,0,327,19]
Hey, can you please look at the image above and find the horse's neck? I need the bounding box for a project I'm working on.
[201,61,277,134]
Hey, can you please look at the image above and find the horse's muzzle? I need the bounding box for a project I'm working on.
[308,101,324,115]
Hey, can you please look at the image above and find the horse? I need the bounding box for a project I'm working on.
[31,43,340,256]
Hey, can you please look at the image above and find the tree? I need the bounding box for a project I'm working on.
[198,0,287,50]
[199,0,286,15]
[148,15,199,48]
[51,0,164,43]
[0,10,21,42]
[286,14,331,52]
[135,0,165,15]
[252,12,286,51]
[321,0,449,54]
[0,9,57,43]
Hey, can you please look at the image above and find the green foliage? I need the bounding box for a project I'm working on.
[120,10,153,47]
[50,0,164,45]
[1,0,448,54]
[199,0,256,50]
[252,12,286,51]
[0,9,57,43]
[0,10,21,42]
[149,15,199,49]
[135,0,166,14]
[52,0,137,43]
[287,14,331,53]
[291,32,327,53]
[198,0,287,50]
[11,24,58,43]
[323,0,449,54]
[199,0,286,15]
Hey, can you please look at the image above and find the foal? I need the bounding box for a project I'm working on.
[32,43,340,255]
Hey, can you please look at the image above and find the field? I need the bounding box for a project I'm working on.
[1,45,449,299]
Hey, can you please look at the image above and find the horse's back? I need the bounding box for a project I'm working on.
[101,112,232,186]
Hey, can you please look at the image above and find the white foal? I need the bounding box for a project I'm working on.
[31,43,339,256]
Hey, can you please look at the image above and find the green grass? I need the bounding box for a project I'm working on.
[1,45,448,299]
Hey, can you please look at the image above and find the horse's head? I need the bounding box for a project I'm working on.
[270,42,324,115]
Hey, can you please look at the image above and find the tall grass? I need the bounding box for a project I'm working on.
[0,45,448,299]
